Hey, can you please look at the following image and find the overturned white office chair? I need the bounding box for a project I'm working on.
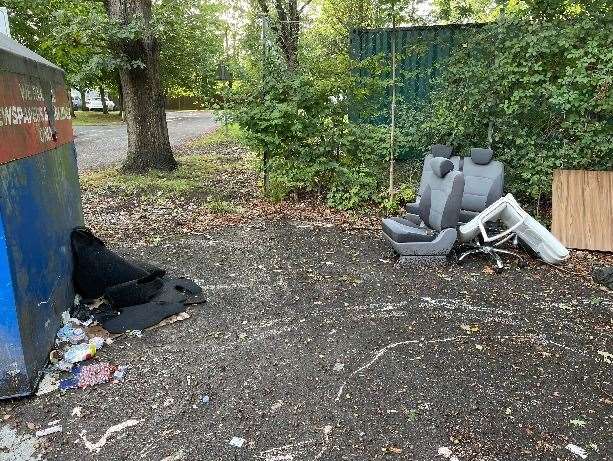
[458,194,569,270]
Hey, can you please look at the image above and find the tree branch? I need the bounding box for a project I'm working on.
[298,0,315,14]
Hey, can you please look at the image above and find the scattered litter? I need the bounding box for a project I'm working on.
[0,424,40,460]
[60,362,119,390]
[154,312,190,329]
[49,349,63,364]
[56,325,87,344]
[505,408,512,415]
[383,446,403,454]
[570,419,587,427]
[86,324,114,340]
[460,324,480,333]
[35,425,62,437]
[438,446,459,460]
[80,419,140,453]
[113,366,128,382]
[63,343,96,364]
[90,337,106,349]
[566,443,588,459]
[35,373,59,396]
[72,407,83,417]
[229,436,246,448]
[270,400,283,412]
[55,360,74,372]
[127,330,143,338]
[475,344,484,351]
[333,362,344,372]
[201,395,210,404]
[597,351,612,363]
[161,450,186,461]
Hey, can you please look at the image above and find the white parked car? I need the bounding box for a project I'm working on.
[86,97,116,111]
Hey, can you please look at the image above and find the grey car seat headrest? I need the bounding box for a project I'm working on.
[430,157,454,178]
[431,144,453,158]
[471,148,494,165]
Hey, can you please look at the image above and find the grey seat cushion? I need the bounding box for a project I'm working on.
[405,201,420,215]
[430,157,454,178]
[431,144,453,158]
[419,159,465,232]
[470,148,494,165]
[412,151,460,205]
[461,156,504,214]
[390,214,422,226]
[381,218,436,243]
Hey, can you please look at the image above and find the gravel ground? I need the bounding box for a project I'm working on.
[74,111,218,171]
[1,220,611,461]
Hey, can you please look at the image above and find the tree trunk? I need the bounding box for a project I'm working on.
[104,0,176,173]
[68,89,75,118]
[100,86,109,114]
[257,0,301,72]
[117,74,124,120]
[80,88,87,111]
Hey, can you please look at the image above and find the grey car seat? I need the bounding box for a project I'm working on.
[382,157,465,256]
[406,144,460,215]
[458,148,504,223]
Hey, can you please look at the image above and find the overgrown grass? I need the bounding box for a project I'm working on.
[206,198,242,214]
[81,155,222,197]
[189,122,246,147]
[72,110,123,126]
[81,125,255,215]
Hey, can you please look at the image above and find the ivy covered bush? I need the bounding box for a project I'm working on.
[405,4,612,207]
[231,1,612,212]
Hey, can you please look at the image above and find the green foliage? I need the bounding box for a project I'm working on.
[230,66,392,209]
[206,198,241,214]
[228,0,612,212]
[5,0,225,102]
[155,0,224,100]
[412,7,612,204]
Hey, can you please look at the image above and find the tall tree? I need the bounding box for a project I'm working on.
[104,0,176,172]
[255,0,314,71]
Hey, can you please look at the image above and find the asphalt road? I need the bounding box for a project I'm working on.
[5,221,612,460]
[74,110,218,171]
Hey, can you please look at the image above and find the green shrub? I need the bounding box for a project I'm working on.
[231,70,391,210]
[410,7,613,206]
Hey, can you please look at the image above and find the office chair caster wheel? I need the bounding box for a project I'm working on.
[518,259,528,269]
[494,265,504,274]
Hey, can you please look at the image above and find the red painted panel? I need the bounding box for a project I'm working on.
[0,73,74,165]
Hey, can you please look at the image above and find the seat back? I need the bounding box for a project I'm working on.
[416,145,460,198]
[419,157,465,231]
[459,148,504,223]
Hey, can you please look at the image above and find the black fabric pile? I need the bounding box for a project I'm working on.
[70,227,206,333]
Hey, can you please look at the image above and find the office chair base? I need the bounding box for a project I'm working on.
[456,244,526,272]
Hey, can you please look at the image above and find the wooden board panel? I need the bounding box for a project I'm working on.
[552,170,613,252]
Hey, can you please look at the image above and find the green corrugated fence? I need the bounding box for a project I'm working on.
[349,23,483,159]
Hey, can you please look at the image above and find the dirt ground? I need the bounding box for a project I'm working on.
[1,140,611,461]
